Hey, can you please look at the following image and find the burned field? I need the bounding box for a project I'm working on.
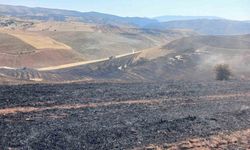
[1,81,250,149]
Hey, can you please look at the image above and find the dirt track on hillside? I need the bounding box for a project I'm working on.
[37,51,141,71]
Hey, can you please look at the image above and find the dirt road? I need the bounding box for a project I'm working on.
[37,51,141,71]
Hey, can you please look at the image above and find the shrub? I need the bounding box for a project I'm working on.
[214,64,232,81]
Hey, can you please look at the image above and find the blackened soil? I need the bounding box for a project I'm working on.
[1,81,250,149]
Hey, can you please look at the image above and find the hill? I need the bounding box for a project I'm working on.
[0,27,193,68]
[1,4,250,35]
[147,19,250,35]
[45,28,193,60]
[1,5,250,82]
[1,34,250,83]
[127,35,250,80]
[0,4,157,27]
[0,30,85,68]
[0,17,193,68]
[154,15,222,22]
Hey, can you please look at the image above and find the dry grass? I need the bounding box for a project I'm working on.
[0,48,85,68]
[141,129,250,149]
[135,46,170,60]
[8,32,72,50]
[27,21,96,32]
[0,29,72,50]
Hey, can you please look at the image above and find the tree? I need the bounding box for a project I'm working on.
[214,64,232,81]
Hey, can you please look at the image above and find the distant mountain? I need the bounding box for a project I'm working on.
[154,16,223,22]
[1,4,250,35]
[147,19,250,35]
[0,4,157,27]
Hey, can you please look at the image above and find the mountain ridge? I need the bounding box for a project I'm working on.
[146,19,250,35]
[154,15,223,22]
[1,4,250,35]
[0,4,158,27]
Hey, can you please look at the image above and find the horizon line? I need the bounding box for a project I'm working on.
[0,3,249,21]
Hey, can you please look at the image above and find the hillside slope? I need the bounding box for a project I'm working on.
[0,16,194,67]
[126,35,250,80]
[147,19,250,35]
[0,30,85,68]
[2,35,250,83]
[46,28,193,60]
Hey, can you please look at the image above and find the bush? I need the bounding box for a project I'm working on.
[214,64,232,81]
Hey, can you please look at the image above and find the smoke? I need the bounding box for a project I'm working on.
[198,52,250,79]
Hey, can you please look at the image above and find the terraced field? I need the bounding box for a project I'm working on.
[0,30,85,68]
[0,32,35,54]
[8,32,72,50]
[1,81,250,149]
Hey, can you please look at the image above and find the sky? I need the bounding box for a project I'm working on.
[0,0,249,20]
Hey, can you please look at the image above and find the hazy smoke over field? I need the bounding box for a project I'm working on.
[199,52,250,79]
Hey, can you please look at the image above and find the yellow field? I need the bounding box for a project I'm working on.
[8,32,72,50]
[27,21,95,32]
[0,29,72,50]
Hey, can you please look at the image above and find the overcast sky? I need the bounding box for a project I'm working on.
[0,0,249,20]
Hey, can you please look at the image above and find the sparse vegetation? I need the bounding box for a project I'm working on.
[214,64,232,81]
[8,32,72,50]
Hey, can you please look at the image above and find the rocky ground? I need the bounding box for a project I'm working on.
[1,81,250,149]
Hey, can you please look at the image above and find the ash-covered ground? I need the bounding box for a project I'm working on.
[1,81,250,149]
